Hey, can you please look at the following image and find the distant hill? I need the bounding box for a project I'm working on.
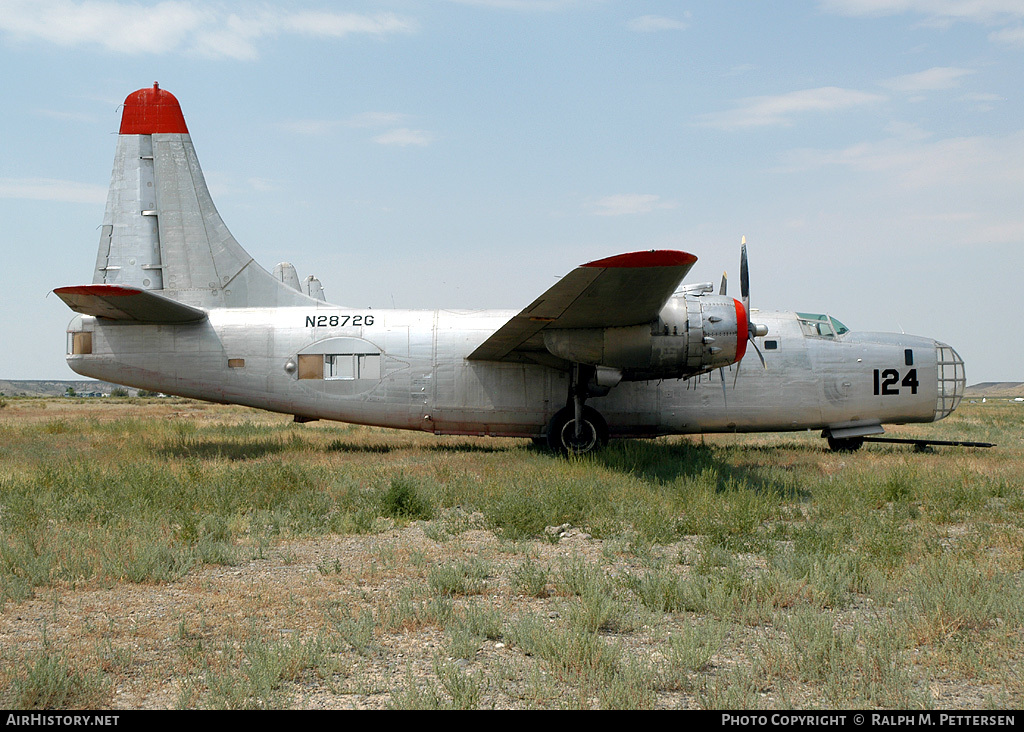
[0,380,139,397]
[964,382,1024,398]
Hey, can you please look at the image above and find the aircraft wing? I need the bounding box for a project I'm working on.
[54,284,207,324]
[467,250,696,363]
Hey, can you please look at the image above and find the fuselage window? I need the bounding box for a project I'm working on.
[905,349,914,366]
[297,354,323,379]
[764,339,779,350]
[69,332,93,355]
[325,353,381,381]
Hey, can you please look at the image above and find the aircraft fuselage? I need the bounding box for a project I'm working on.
[66,305,956,440]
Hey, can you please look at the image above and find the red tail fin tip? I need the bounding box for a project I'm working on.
[119,83,188,135]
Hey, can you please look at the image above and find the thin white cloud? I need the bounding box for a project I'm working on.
[819,0,1024,23]
[883,120,932,141]
[0,0,210,54]
[345,112,410,129]
[282,11,415,37]
[627,15,690,32]
[698,87,886,129]
[278,114,432,147]
[276,119,344,136]
[0,1,416,60]
[247,177,283,193]
[587,194,676,216]
[373,129,434,147]
[277,113,412,136]
[989,25,1024,44]
[882,66,974,92]
[445,0,590,10]
[33,108,99,124]
[0,177,107,204]
[961,91,1006,112]
[780,130,1024,193]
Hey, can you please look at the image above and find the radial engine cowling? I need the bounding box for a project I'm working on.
[542,294,748,381]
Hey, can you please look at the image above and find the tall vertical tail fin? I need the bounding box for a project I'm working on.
[92,83,315,309]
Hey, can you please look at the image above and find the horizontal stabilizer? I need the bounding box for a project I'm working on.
[54,285,207,324]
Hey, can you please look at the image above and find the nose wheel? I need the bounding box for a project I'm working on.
[826,435,864,452]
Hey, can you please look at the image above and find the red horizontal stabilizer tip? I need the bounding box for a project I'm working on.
[55,285,140,297]
[583,250,698,268]
[119,82,188,135]
[55,284,207,323]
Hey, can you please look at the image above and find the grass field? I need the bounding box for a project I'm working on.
[0,396,1021,709]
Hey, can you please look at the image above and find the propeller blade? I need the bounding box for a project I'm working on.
[750,335,767,369]
[719,271,728,296]
[738,236,767,369]
[733,336,765,387]
[740,236,750,313]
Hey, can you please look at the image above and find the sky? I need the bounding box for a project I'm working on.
[1,0,1022,383]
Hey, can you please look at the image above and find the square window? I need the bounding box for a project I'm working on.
[358,354,381,380]
[71,332,93,355]
[297,354,324,380]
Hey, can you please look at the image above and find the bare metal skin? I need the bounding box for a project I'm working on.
[57,85,965,454]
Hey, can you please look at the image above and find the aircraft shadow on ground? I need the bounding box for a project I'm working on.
[323,440,510,454]
[325,441,400,454]
[156,432,802,498]
[157,438,293,461]
[589,439,807,498]
[317,436,804,497]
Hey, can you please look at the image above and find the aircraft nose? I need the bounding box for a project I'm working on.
[934,341,965,420]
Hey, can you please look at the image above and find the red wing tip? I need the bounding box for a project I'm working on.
[583,250,698,268]
[119,83,189,135]
[56,285,142,297]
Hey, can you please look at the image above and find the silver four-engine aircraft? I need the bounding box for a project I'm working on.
[56,84,969,454]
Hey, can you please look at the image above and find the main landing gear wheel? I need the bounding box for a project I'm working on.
[545,406,608,455]
[827,435,864,452]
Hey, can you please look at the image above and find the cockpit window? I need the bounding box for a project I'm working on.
[829,316,850,336]
[796,313,850,338]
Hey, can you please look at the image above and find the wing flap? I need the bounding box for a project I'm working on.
[468,250,696,362]
[54,285,207,324]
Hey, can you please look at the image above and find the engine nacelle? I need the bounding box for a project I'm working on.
[542,294,748,380]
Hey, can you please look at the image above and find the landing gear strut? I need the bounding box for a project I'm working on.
[545,364,609,455]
